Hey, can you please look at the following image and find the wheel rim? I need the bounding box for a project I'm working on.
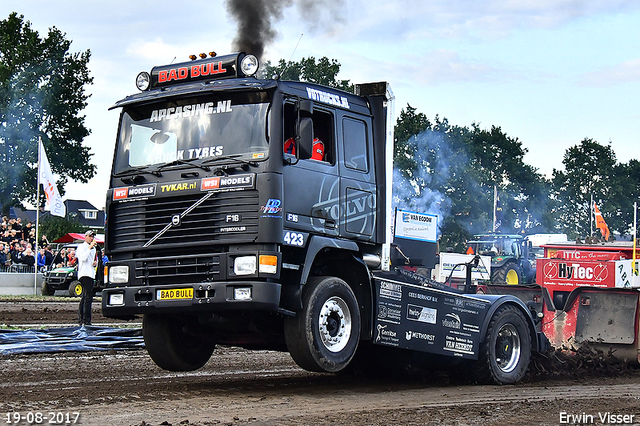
[506,269,519,285]
[318,296,352,353]
[74,284,82,296]
[495,323,521,373]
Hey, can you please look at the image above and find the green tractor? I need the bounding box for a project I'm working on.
[466,234,536,285]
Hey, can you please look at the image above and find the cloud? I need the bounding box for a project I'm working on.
[579,58,640,87]
[338,0,640,41]
[402,50,507,85]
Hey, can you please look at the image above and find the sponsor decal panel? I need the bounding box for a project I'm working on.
[373,277,490,358]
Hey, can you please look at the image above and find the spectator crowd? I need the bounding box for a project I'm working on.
[0,216,69,273]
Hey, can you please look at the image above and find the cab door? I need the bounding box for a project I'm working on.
[338,113,376,242]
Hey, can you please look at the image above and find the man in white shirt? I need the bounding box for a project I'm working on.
[76,230,97,325]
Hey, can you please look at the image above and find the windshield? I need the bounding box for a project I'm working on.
[113,91,270,175]
[469,238,518,256]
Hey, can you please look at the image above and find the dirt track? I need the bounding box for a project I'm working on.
[1,299,640,426]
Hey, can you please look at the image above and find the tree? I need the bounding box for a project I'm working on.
[0,13,96,216]
[393,104,553,251]
[261,56,353,92]
[552,138,617,239]
[38,213,88,242]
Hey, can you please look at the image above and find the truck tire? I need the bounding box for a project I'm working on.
[284,276,361,373]
[473,304,531,384]
[143,314,215,371]
[69,280,83,297]
[492,263,522,285]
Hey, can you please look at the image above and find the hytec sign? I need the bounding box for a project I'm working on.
[538,258,614,288]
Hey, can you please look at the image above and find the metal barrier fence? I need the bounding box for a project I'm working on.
[0,264,36,273]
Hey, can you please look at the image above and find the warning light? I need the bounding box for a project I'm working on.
[199,53,207,59]
[189,55,197,61]
[209,51,217,58]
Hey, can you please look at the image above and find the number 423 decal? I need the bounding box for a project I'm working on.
[283,231,307,247]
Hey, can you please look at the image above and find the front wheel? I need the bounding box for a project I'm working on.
[284,276,361,373]
[143,314,215,371]
[473,304,531,384]
[69,280,83,297]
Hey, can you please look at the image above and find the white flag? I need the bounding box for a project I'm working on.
[38,140,66,217]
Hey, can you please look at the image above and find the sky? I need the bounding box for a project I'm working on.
[7,0,640,210]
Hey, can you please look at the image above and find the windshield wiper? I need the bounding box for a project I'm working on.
[114,166,161,178]
[152,158,211,174]
[200,154,259,169]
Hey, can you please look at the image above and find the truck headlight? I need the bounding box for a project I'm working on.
[108,293,125,306]
[234,256,256,275]
[136,72,150,91]
[109,266,129,284]
[233,287,252,300]
[240,54,259,76]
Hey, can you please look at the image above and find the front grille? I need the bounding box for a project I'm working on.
[47,273,68,285]
[134,252,224,286]
[109,190,259,252]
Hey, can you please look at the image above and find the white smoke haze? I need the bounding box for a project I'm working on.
[392,129,460,239]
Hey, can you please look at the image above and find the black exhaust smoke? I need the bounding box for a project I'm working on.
[226,0,344,61]
[226,0,292,61]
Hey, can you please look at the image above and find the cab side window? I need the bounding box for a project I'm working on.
[342,117,368,172]
[282,101,333,164]
[310,109,333,163]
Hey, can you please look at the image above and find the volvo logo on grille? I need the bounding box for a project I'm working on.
[171,215,181,226]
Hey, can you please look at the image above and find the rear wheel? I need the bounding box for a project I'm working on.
[473,304,531,384]
[284,276,361,373]
[143,314,215,371]
[492,263,522,285]
[69,280,83,297]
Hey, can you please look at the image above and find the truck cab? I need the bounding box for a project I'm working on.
[102,52,394,372]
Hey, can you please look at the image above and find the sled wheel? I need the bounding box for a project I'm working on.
[473,304,531,384]
[284,276,361,373]
[143,314,215,371]
[69,280,83,297]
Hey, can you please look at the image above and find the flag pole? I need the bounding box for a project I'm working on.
[35,137,42,295]
[492,185,497,232]
[590,194,593,239]
[633,202,637,285]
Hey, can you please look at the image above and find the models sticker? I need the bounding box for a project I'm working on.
[113,184,156,201]
[201,174,255,191]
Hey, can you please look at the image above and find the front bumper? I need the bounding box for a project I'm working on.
[102,280,282,317]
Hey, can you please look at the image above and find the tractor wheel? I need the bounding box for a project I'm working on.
[472,304,531,384]
[69,280,83,297]
[143,314,215,371]
[284,276,361,373]
[492,263,522,285]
